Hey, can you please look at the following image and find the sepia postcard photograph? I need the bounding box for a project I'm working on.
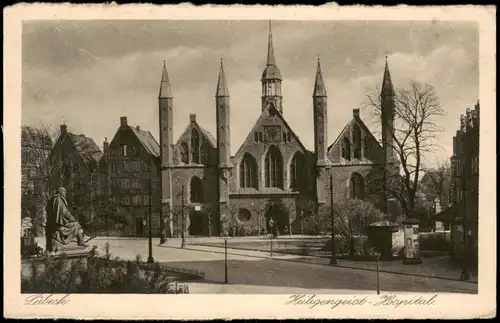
[3,3,496,320]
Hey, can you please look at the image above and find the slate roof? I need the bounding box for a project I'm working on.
[67,133,104,164]
[327,116,383,154]
[199,126,217,148]
[130,127,160,158]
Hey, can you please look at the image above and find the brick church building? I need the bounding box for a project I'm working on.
[158,22,398,238]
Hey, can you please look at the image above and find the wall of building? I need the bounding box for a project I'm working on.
[105,126,162,237]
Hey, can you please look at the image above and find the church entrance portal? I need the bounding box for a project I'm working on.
[189,211,206,236]
[136,217,144,237]
[264,204,288,235]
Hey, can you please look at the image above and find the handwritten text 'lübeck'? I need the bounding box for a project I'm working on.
[24,294,71,306]
[285,294,438,309]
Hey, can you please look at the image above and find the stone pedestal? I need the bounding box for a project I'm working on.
[47,245,92,260]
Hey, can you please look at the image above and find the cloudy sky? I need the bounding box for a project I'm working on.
[22,20,478,166]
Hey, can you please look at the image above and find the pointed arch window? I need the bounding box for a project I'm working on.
[342,137,351,160]
[239,153,258,189]
[350,173,365,200]
[180,142,189,164]
[200,139,210,165]
[363,137,369,160]
[353,124,362,159]
[290,152,305,190]
[265,146,283,189]
[190,176,203,203]
[191,129,200,164]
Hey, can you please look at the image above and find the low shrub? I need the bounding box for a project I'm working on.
[419,232,451,251]
[21,244,189,294]
[321,235,370,256]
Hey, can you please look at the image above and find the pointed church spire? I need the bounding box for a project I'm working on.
[216,59,230,97]
[159,60,173,98]
[266,20,277,66]
[381,56,395,97]
[313,57,327,97]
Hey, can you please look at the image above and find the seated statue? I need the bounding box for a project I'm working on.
[45,187,88,252]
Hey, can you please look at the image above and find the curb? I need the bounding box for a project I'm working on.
[161,244,478,285]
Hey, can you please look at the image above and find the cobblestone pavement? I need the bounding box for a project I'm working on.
[90,238,477,294]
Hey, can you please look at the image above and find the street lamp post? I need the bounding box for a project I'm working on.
[300,210,304,236]
[208,209,212,238]
[329,173,337,265]
[147,178,154,264]
[376,253,381,294]
[181,185,185,249]
[224,235,229,284]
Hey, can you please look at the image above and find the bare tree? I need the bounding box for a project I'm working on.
[331,198,386,256]
[299,200,330,236]
[365,81,445,218]
[21,124,60,235]
[421,160,451,209]
[250,202,268,235]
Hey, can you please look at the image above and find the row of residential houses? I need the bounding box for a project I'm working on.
[21,118,162,237]
[437,101,480,267]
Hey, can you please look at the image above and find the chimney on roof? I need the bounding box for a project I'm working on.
[136,126,140,131]
[120,116,128,127]
[103,137,109,156]
[60,124,67,135]
[190,114,196,123]
[353,109,360,118]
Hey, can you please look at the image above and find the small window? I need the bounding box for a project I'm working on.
[122,195,130,206]
[122,145,128,156]
[258,132,263,142]
[254,132,259,142]
[144,195,150,205]
[287,132,291,142]
[121,179,130,189]
[282,132,287,142]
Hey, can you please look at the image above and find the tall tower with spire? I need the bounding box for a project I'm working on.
[159,61,174,237]
[313,58,330,167]
[216,59,232,235]
[380,57,396,164]
[216,59,232,169]
[261,21,283,113]
[312,58,331,203]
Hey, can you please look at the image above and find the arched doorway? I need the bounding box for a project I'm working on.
[189,210,205,236]
[264,202,288,234]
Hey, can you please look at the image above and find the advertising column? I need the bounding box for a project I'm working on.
[402,218,422,265]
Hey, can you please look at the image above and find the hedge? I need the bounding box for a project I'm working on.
[21,244,190,294]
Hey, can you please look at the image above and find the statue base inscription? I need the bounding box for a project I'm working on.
[47,244,92,260]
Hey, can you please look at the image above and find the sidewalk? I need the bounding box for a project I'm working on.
[187,282,379,294]
[176,243,478,284]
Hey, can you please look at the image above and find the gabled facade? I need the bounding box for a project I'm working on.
[156,21,400,238]
[438,101,479,266]
[102,117,162,236]
[50,125,103,223]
